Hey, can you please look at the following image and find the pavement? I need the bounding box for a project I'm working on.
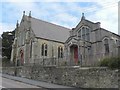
[2,77,41,88]
[2,73,82,89]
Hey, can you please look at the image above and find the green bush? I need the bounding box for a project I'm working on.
[99,57,120,69]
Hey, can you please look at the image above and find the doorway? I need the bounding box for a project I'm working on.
[70,45,78,65]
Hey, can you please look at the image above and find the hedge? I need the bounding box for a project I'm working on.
[99,57,120,69]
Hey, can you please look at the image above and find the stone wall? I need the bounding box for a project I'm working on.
[2,66,119,88]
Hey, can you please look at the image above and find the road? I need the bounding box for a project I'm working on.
[1,77,75,90]
[1,74,84,90]
[1,77,44,89]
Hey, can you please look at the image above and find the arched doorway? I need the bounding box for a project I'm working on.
[70,45,78,65]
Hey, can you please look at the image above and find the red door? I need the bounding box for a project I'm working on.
[74,47,78,64]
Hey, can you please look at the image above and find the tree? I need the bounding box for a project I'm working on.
[2,31,15,63]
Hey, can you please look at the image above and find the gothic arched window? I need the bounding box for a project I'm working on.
[30,41,32,58]
[58,46,63,58]
[104,39,109,55]
[78,29,81,38]
[86,28,90,41]
[41,44,44,56]
[78,26,90,41]
[82,27,85,40]
[45,44,47,56]
[41,43,47,56]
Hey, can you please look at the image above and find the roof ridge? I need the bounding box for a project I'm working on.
[28,15,71,31]
[100,28,120,37]
[85,19,96,24]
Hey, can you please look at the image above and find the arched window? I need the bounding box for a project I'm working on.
[41,44,44,56]
[60,47,63,58]
[78,29,81,38]
[82,27,85,40]
[30,41,32,58]
[52,46,54,57]
[86,28,90,41]
[41,43,47,56]
[104,39,109,55]
[21,32,24,45]
[78,26,90,41]
[58,46,63,58]
[45,44,47,56]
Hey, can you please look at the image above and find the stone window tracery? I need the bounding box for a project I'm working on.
[78,26,90,41]
[104,38,109,55]
[58,46,63,58]
[41,43,47,56]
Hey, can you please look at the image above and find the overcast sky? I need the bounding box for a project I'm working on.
[0,0,119,35]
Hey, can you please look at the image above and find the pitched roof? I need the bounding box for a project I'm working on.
[25,16,71,43]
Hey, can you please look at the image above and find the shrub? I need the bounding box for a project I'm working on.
[99,57,120,69]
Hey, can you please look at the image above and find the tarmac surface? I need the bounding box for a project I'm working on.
[1,73,84,90]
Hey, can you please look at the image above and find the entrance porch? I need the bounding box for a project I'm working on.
[70,45,79,65]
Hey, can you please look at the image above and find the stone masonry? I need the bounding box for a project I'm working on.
[2,66,119,88]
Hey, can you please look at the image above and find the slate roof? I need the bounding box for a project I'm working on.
[25,16,71,43]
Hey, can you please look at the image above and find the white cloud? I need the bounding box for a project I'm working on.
[1,1,119,35]
[1,0,103,2]
[1,2,53,34]
[94,0,118,34]
[0,23,15,35]
[51,13,78,25]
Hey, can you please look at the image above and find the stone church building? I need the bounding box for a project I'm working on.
[11,11,120,66]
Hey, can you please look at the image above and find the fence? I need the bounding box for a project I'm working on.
[3,51,118,67]
[34,58,57,66]
[23,52,116,67]
[23,57,67,67]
